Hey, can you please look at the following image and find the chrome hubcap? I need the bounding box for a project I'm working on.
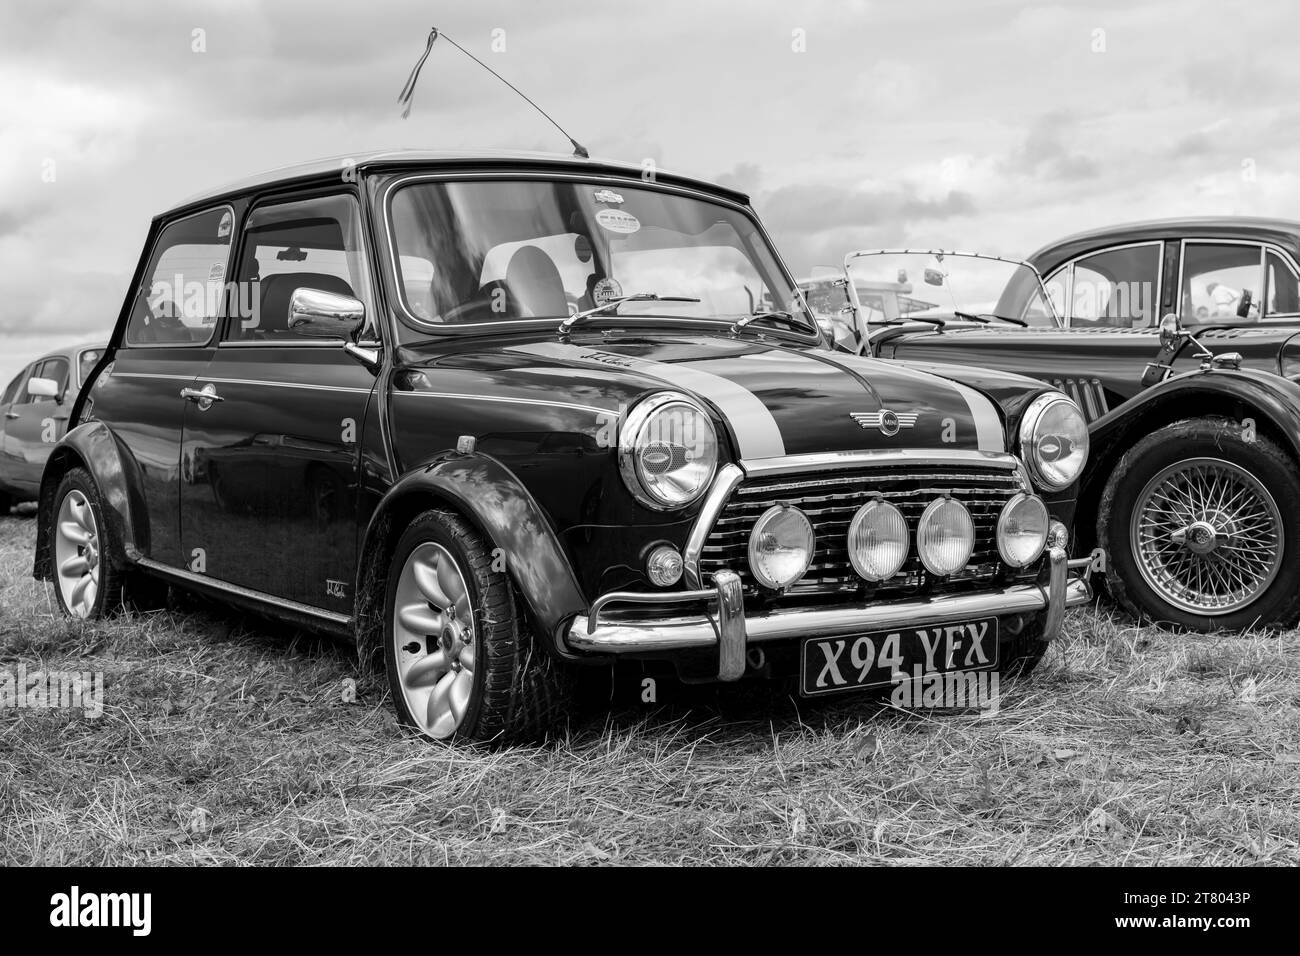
[1132,457,1283,615]
[392,542,477,739]
[54,489,100,618]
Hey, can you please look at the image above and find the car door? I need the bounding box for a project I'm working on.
[1,357,71,494]
[91,205,236,568]
[0,364,34,496]
[179,191,378,612]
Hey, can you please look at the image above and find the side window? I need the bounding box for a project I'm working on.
[1265,250,1300,317]
[1,368,29,406]
[77,349,103,386]
[1180,242,1264,324]
[30,358,70,404]
[226,194,372,343]
[1067,244,1161,328]
[125,207,234,346]
[1021,269,1065,327]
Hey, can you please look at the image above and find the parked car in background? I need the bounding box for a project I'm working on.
[34,150,1093,744]
[821,230,1300,633]
[0,341,106,514]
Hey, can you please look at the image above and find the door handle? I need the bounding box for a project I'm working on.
[3,412,18,420]
[180,384,223,410]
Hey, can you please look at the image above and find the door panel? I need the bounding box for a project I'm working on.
[1,360,71,494]
[179,346,373,610]
[93,348,210,565]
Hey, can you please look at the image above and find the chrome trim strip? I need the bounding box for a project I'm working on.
[586,585,719,633]
[568,566,1092,661]
[392,389,614,417]
[200,377,373,395]
[136,558,352,626]
[739,448,1021,477]
[683,463,744,588]
[112,372,200,382]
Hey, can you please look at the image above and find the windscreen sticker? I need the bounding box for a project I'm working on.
[217,210,233,239]
[208,262,225,281]
[595,208,640,235]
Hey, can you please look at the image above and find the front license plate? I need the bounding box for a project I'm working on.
[799,617,1000,697]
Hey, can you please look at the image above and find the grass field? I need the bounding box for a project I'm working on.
[2,509,1298,866]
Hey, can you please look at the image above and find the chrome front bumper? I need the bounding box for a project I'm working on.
[566,548,1093,681]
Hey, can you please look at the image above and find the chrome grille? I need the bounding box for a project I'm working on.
[697,465,1034,598]
[1049,377,1109,421]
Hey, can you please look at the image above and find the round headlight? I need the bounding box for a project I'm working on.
[748,505,814,590]
[1019,393,1089,492]
[917,497,974,577]
[619,392,719,509]
[847,499,909,581]
[996,492,1049,567]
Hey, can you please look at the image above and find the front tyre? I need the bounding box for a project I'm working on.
[50,468,124,619]
[383,509,572,744]
[1098,417,1300,631]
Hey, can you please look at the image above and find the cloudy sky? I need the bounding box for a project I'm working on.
[2,0,1297,380]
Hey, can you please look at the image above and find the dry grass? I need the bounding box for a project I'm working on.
[2,510,1298,866]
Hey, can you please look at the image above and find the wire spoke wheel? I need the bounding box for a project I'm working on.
[1131,457,1283,616]
[391,542,477,739]
[54,489,101,618]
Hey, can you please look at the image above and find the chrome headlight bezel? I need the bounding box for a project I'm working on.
[1018,392,1089,492]
[846,499,910,582]
[618,391,719,511]
[748,504,815,590]
[996,492,1050,568]
[916,497,976,577]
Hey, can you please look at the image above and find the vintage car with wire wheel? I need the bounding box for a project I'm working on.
[811,227,1300,633]
[0,341,107,515]
[34,150,1093,744]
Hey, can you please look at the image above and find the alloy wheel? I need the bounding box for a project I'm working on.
[54,489,101,618]
[391,542,479,739]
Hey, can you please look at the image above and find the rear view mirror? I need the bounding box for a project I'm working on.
[1158,313,1183,351]
[26,376,59,400]
[288,288,366,340]
[923,268,945,287]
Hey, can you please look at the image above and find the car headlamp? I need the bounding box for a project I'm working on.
[1019,393,1089,492]
[618,392,718,509]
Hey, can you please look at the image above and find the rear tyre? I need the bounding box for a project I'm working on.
[383,509,573,744]
[49,468,125,620]
[1098,417,1300,631]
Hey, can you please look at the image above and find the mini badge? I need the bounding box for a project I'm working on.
[850,409,919,436]
[595,208,640,235]
[593,189,624,204]
[592,277,623,306]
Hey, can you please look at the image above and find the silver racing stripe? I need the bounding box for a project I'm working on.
[508,342,787,459]
[816,353,1007,453]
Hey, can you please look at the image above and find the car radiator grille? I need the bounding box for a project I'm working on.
[1049,377,1109,422]
[697,465,1038,600]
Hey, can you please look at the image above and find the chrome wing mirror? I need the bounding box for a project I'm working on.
[288,288,366,339]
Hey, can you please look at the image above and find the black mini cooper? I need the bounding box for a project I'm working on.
[35,151,1092,742]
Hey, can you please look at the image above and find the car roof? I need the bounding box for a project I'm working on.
[1027,216,1300,272]
[32,340,108,364]
[167,148,750,217]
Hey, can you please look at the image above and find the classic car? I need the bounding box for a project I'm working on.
[819,231,1300,633]
[34,150,1092,743]
[0,341,106,514]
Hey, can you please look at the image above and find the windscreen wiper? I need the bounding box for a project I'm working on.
[558,293,701,335]
[730,310,816,335]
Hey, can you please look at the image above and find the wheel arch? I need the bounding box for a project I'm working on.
[34,422,146,581]
[354,451,587,671]
[1076,372,1300,556]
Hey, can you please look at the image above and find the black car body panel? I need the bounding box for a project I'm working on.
[35,151,1092,718]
